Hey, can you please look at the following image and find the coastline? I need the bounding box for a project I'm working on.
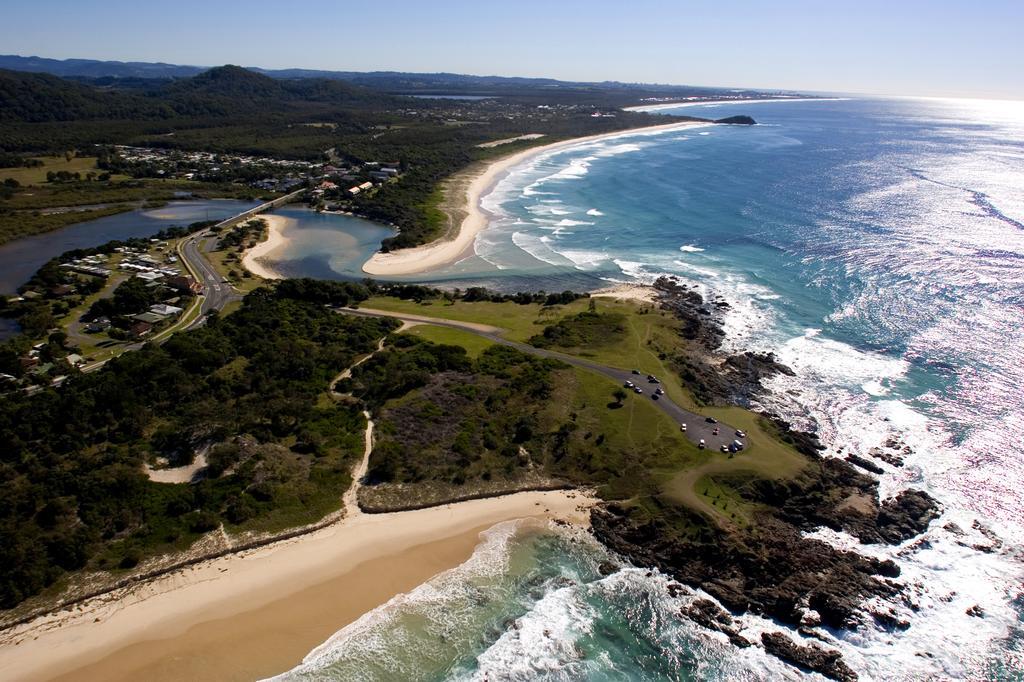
[623,96,847,113]
[590,282,657,304]
[241,213,293,280]
[0,490,594,682]
[360,120,709,277]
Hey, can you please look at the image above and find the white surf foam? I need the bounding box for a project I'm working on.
[268,521,525,680]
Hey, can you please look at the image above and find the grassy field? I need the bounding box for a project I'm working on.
[403,324,496,358]
[556,367,707,499]
[0,156,105,185]
[364,295,810,522]
[365,296,701,410]
[364,296,590,340]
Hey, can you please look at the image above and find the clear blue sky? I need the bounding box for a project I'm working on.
[2,0,1021,99]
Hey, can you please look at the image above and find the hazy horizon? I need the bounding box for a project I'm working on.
[1,0,1021,100]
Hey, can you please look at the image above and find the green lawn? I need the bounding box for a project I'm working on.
[364,296,700,410]
[0,156,105,185]
[403,324,496,358]
[364,296,591,341]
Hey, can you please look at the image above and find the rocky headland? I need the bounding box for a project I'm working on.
[591,276,941,679]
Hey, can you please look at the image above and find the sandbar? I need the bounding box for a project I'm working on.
[241,214,293,280]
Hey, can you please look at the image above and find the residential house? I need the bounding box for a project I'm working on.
[132,311,166,324]
[168,275,203,294]
[129,321,153,338]
[150,303,183,317]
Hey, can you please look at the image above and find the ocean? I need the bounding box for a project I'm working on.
[254,98,1024,678]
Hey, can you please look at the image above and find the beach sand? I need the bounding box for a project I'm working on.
[361,121,708,277]
[241,214,293,280]
[590,283,658,304]
[0,490,594,682]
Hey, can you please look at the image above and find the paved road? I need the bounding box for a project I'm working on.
[339,307,745,452]
[179,232,240,324]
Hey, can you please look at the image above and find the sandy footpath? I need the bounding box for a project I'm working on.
[241,214,293,280]
[361,120,708,277]
[0,490,594,682]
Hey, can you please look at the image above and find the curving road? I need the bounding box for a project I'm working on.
[338,307,745,452]
[179,231,240,325]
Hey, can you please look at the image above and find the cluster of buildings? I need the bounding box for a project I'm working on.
[116,245,182,281]
[312,162,402,202]
[106,145,319,190]
[60,254,112,278]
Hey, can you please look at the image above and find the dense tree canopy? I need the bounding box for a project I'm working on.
[0,285,396,607]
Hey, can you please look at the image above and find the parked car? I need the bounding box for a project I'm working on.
[632,369,641,375]
[735,430,746,438]
[624,381,634,388]
[705,416,718,424]
[634,387,643,394]
[720,445,730,452]
[698,439,706,449]
[655,387,664,395]
[680,423,687,432]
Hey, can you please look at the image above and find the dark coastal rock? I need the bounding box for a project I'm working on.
[967,604,985,618]
[761,414,826,457]
[715,115,757,125]
[760,631,858,682]
[591,504,899,632]
[876,490,941,544]
[682,599,751,648]
[653,276,724,351]
[868,446,904,467]
[846,453,885,475]
[652,277,807,407]
[871,609,911,630]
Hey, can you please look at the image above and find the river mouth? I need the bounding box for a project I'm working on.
[0,199,261,296]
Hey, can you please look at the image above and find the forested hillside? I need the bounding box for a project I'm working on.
[0,282,395,607]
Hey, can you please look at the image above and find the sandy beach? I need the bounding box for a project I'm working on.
[361,120,708,277]
[0,489,594,682]
[241,213,293,280]
[590,282,658,304]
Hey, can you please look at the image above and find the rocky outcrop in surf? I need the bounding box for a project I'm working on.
[591,450,939,679]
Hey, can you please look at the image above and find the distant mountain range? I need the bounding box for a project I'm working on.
[0,54,779,97]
